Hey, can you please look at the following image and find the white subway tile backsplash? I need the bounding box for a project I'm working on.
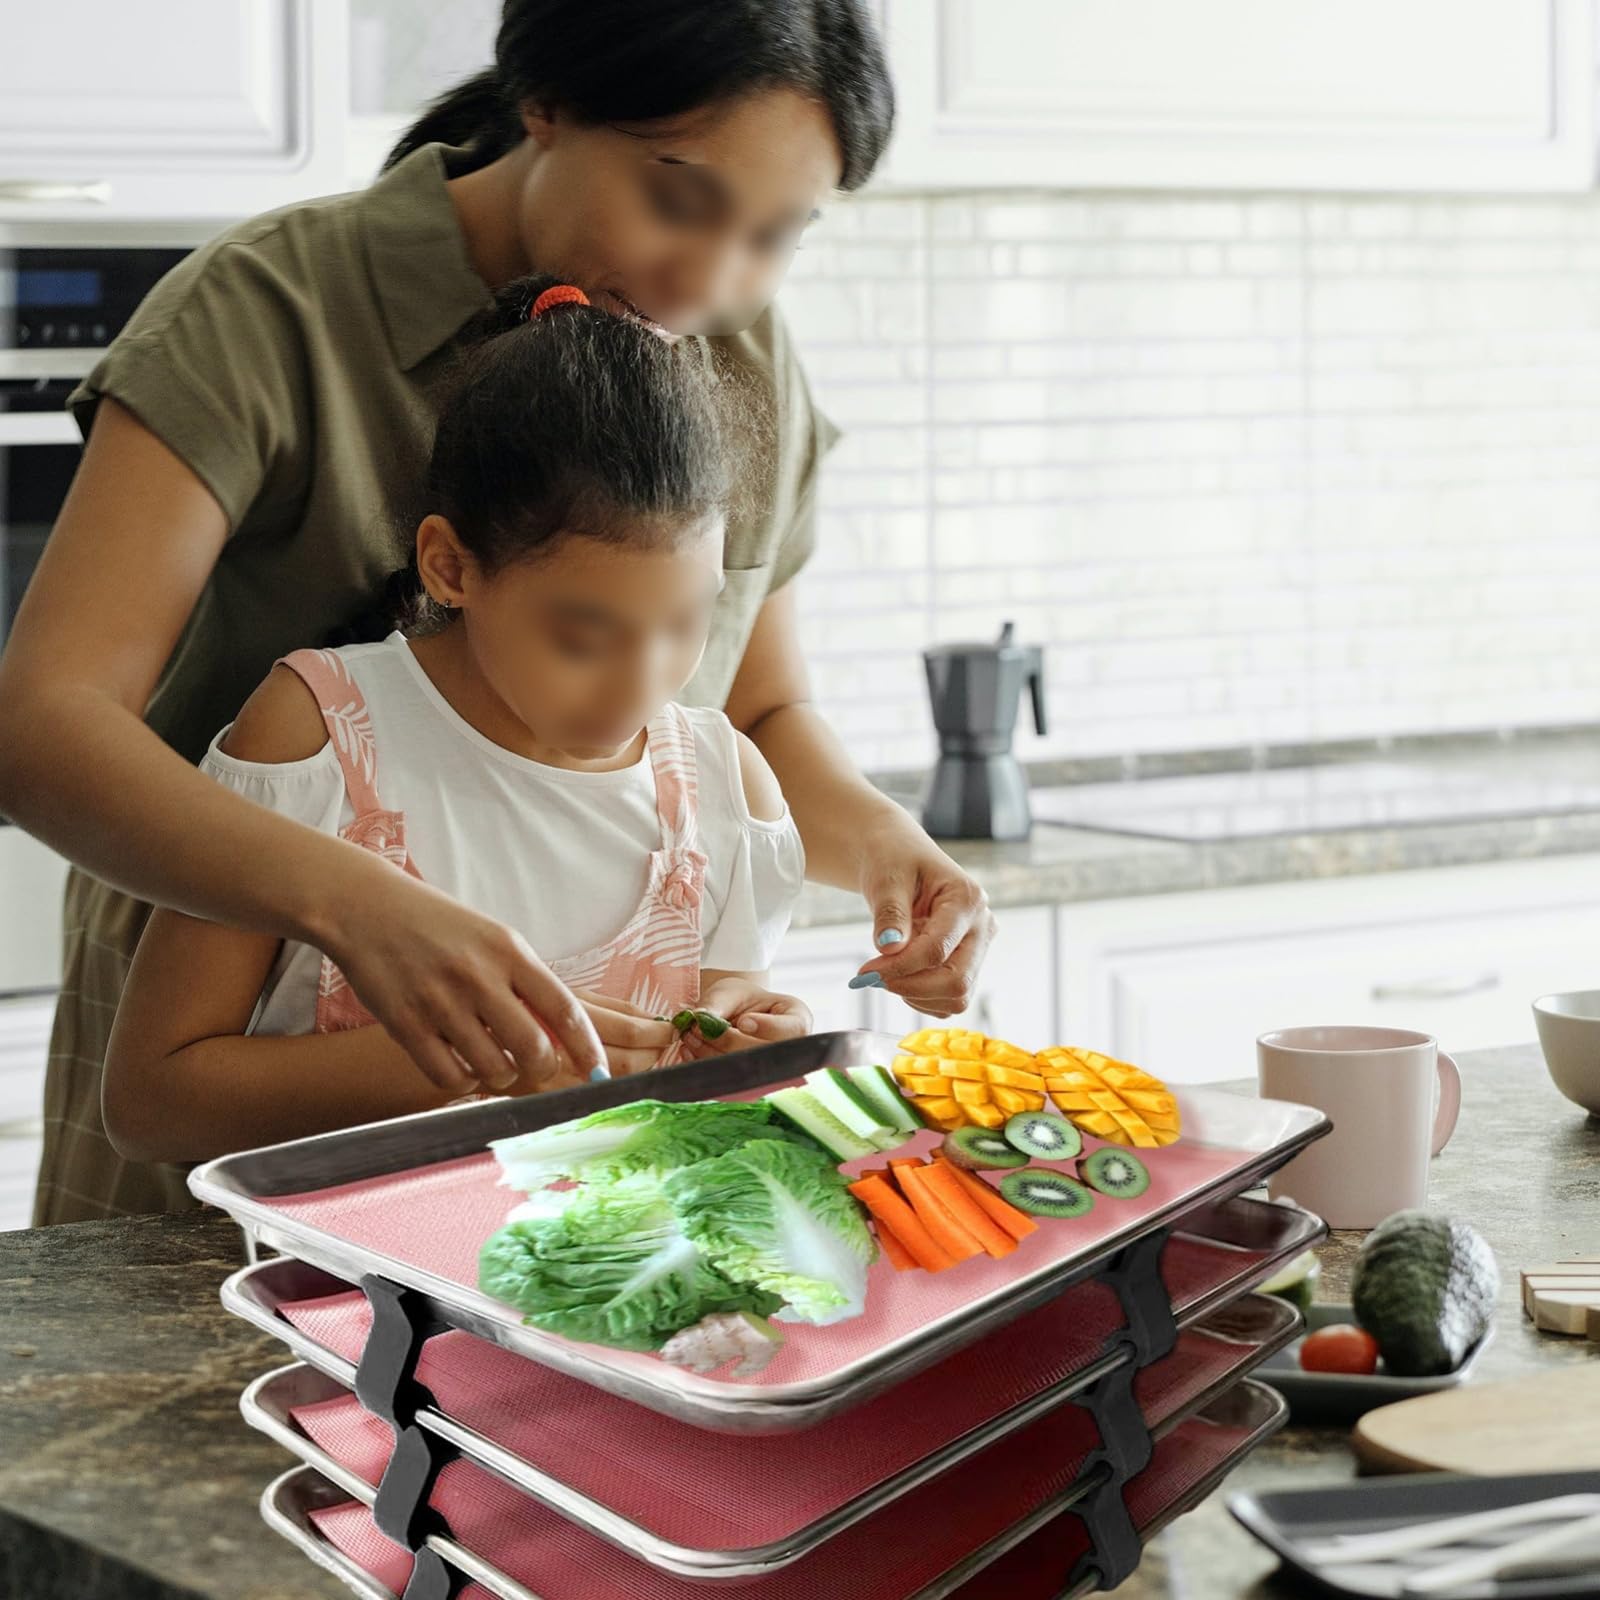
[782,188,1600,773]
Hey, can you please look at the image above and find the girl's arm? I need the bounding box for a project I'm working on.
[102,663,583,1164]
[725,585,996,1019]
[0,401,602,1091]
[103,903,454,1163]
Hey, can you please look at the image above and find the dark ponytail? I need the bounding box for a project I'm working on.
[381,273,737,634]
[385,0,894,190]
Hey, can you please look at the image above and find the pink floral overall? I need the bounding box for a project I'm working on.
[278,648,707,1069]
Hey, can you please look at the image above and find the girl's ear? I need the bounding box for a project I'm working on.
[415,514,472,609]
[519,101,559,149]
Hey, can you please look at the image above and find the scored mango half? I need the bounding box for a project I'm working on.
[1036,1047,1181,1148]
[892,1027,1050,1131]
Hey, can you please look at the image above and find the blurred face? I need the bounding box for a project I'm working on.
[509,88,842,337]
[416,514,726,759]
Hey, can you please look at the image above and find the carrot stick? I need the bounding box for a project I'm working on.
[874,1220,917,1271]
[848,1175,957,1272]
[921,1160,1018,1259]
[894,1163,984,1263]
[932,1153,1039,1242]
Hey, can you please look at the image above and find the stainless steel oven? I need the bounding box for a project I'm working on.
[1,239,200,643]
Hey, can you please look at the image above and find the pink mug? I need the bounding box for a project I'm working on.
[1257,1025,1462,1229]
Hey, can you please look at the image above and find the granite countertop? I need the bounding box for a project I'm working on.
[793,731,1600,927]
[0,1043,1594,1600]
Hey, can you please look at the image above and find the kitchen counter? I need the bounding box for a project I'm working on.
[0,1043,1594,1599]
[793,731,1600,927]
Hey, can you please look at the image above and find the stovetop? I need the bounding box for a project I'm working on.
[1027,754,1600,842]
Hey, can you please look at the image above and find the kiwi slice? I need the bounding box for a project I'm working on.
[1003,1112,1082,1161]
[943,1127,1029,1171]
[999,1169,1095,1219]
[1078,1147,1151,1200]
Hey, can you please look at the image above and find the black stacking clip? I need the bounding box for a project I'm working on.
[1063,1358,1154,1593]
[1102,1227,1178,1366]
[354,1274,467,1600]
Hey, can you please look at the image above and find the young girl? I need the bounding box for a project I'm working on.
[102,279,810,1165]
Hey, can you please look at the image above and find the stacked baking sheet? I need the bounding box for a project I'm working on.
[192,1030,1330,1598]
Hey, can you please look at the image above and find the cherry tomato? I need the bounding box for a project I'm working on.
[1299,1324,1380,1375]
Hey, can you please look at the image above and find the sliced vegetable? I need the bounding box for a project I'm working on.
[931,1153,1039,1242]
[693,1010,730,1040]
[765,1087,879,1163]
[874,1220,917,1272]
[478,1184,779,1351]
[490,1099,788,1191]
[660,1311,784,1377]
[846,1065,925,1138]
[803,1068,903,1149]
[919,1159,1018,1259]
[895,1162,985,1263]
[847,1174,957,1272]
[664,1139,877,1325]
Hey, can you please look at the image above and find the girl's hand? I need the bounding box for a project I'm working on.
[677,978,813,1060]
[321,863,606,1096]
[849,827,997,1019]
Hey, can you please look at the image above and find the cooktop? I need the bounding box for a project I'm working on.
[1027,755,1600,842]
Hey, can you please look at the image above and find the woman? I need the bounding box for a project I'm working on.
[0,0,996,1226]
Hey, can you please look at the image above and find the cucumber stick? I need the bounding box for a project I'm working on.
[846,1065,923,1137]
[766,1087,878,1163]
[805,1067,919,1153]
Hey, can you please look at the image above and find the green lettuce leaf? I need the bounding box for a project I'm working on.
[663,1139,877,1326]
[478,1180,780,1351]
[489,1098,790,1192]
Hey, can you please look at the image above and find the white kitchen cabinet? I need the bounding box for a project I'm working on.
[878,0,1597,193]
[768,922,880,1037]
[0,1,348,221]
[0,993,53,1232]
[0,829,69,995]
[1058,855,1600,1084]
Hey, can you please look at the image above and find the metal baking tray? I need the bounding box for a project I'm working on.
[234,1291,1299,1580]
[220,1195,1317,1575]
[219,1189,1321,1437]
[258,1381,1288,1600]
[193,1030,1328,1431]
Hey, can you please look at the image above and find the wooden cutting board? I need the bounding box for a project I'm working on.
[1353,1367,1600,1474]
[1522,1258,1600,1335]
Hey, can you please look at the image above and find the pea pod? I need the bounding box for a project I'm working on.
[693,1010,730,1040]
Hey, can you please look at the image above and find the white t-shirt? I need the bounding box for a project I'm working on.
[200,633,806,1036]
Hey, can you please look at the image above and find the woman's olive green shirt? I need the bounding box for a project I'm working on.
[34,143,837,1225]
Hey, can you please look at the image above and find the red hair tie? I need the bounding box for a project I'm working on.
[529,284,590,320]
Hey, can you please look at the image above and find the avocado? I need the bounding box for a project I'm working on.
[1349,1210,1499,1377]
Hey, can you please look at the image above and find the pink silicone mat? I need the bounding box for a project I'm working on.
[274,1230,1269,1553]
[283,1305,1253,1553]
[300,1407,1255,1600]
[258,1124,1253,1399]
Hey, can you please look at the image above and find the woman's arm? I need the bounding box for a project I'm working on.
[0,401,602,1089]
[724,585,996,1018]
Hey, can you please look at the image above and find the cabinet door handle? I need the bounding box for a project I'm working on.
[1371,973,1500,1003]
[0,180,112,204]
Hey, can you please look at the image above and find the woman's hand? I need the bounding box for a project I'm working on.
[676,976,814,1060]
[320,862,606,1097]
[848,824,997,1018]
[568,989,679,1076]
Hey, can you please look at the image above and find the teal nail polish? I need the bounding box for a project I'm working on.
[877,928,905,949]
[848,972,885,991]
[589,1064,612,1083]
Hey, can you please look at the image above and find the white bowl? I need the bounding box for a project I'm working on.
[1532,990,1600,1116]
